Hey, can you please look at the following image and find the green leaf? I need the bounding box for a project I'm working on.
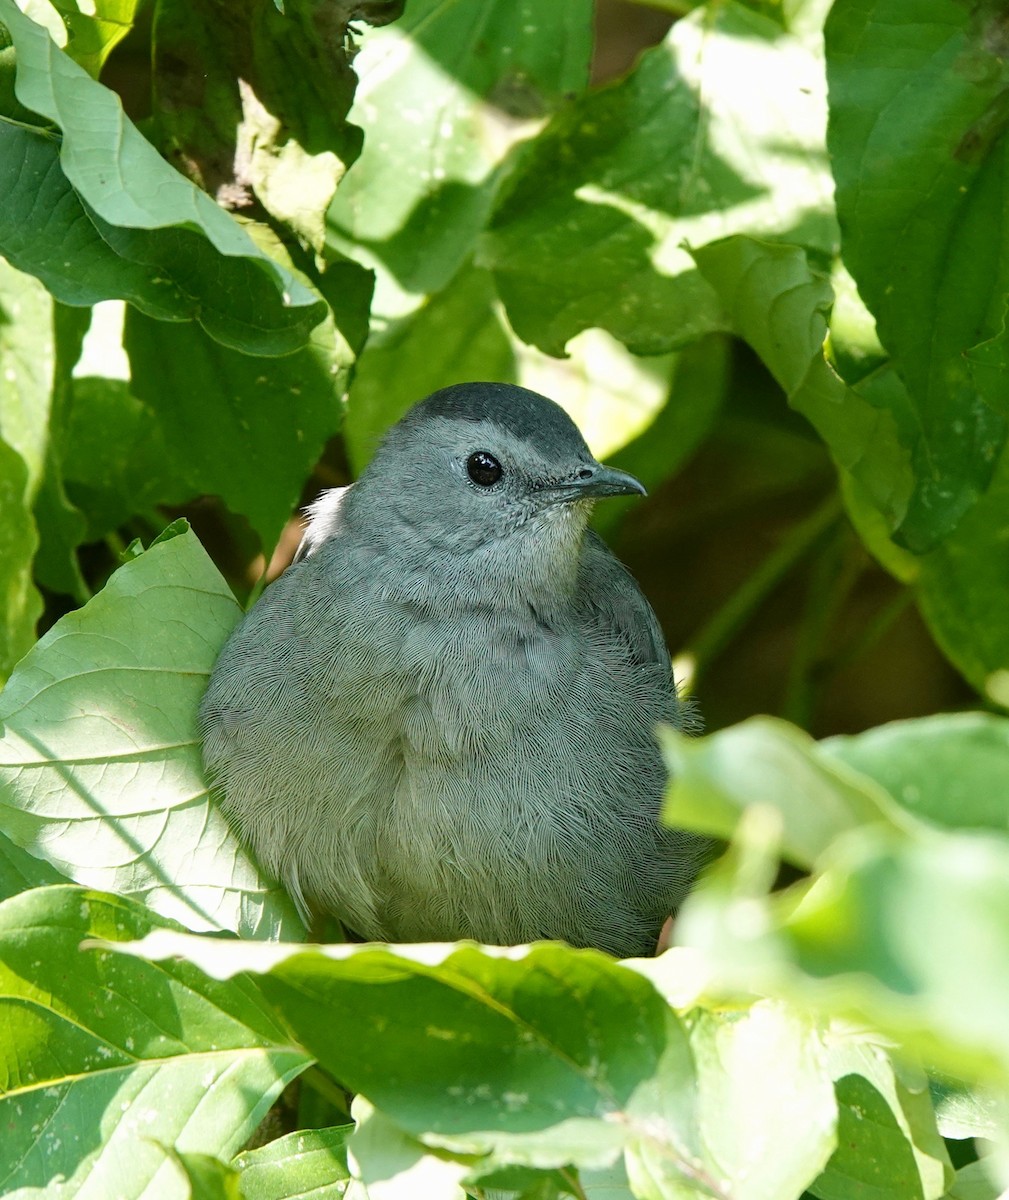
[811,1041,952,1200]
[678,823,1009,1085]
[689,236,914,531]
[107,933,848,1199]
[911,438,1009,699]
[123,296,351,552]
[822,713,1009,833]
[0,523,303,938]
[233,1125,355,1200]
[0,258,51,677]
[0,827,66,902]
[344,265,515,474]
[677,1001,837,1200]
[484,0,836,355]
[0,886,311,1198]
[327,0,592,312]
[825,0,1009,549]
[0,0,326,354]
[109,936,697,1180]
[150,0,373,254]
[50,0,143,77]
[660,717,912,868]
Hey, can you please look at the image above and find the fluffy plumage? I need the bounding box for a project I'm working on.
[200,383,706,956]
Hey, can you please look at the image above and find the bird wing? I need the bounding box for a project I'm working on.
[292,485,353,563]
[579,530,670,668]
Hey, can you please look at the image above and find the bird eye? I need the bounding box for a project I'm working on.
[466,451,503,487]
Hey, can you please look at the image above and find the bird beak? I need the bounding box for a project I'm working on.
[545,462,648,501]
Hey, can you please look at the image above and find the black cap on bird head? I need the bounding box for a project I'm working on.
[404,381,592,463]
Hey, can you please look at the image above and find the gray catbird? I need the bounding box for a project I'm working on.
[200,382,706,957]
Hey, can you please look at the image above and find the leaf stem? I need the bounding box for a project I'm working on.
[685,493,843,680]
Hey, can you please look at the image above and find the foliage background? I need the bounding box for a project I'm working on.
[1,0,1008,1197]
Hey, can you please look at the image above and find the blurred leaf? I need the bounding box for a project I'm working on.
[822,713,1009,833]
[930,1077,1002,1141]
[0,886,310,1198]
[660,717,911,868]
[0,258,50,677]
[678,1001,837,1200]
[50,0,142,77]
[690,236,914,530]
[941,1161,1003,1200]
[234,1125,355,1200]
[0,0,326,354]
[826,0,1009,550]
[678,822,1009,1085]
[123,291,352,553]
[484,0,836,355]
[327,0,592,313]
[0,522,303,937]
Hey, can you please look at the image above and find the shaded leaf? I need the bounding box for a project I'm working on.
[484,1,836,355]
[689,236,914,530]
[826,0,1009,549]
[327,0,592,311]
[123,294,351,552]
[0,522,303,937]
[151,0,373,253]
[0,0,325,354]
[0,886,310,1198]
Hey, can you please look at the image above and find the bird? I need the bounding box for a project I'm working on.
[200,381,706,957]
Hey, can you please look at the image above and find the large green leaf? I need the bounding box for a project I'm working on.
[911,437,1009,699]
[822,713,1009,833]
[0,522,303,937]
[151,0,377,253]
[483,0,837,356]
[327,0,593,313]
[0,886,311,1198]
[826,0,1009,550]
[661,717,912,868]
[123,296,352,553]
[689,236,914,531]
[678,819,1009,1086]
[0,0,326,354]
[105,933,844,1199]
[0,258,51,678]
